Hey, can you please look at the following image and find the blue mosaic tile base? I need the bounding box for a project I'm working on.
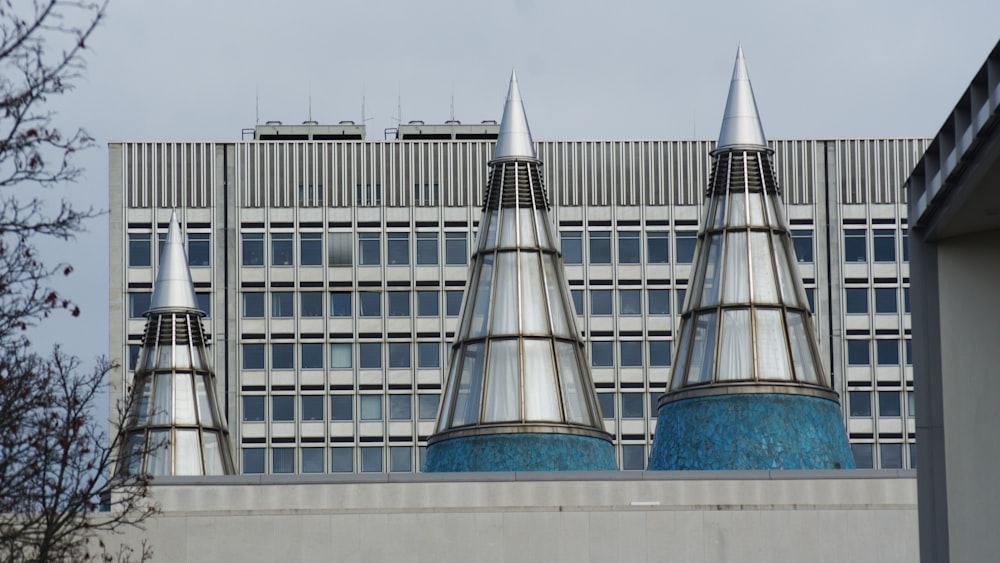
[423,432,618,472]
[647,393,855,470]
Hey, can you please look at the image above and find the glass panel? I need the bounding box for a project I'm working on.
[712,192,727,230]
[151,372,172,424]
[755,309,791,380]
[556,342,589,425]
[523,339,560,421]
[483,339,519,422]
[723,232,749,303]
[686,313,718,384]
[453,343,486,426]
[480,210,498,252]
[718,309,751,381]
[134,378,152,425]
[728,192,746,228]
[773,235,801,306]
[670,319,693,390]
[520,252,547,335]
[518,208,537,247]
[437,351,461,431]
[492,252,518,335]
[195,375,215,426]
[174,429,202,475]
[203,431,224,474]
[157,344,171,370]
[465,255,494,339]
[700,234,723,307]
[534,210,552,250]
[749,231,778,303]
[786,312,821,384]
[147,430,170,475]
[542,254,571,337]
[500,208,517,248]
[747,190,765,225]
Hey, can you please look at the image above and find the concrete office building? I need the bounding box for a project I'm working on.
[109,126,925,474]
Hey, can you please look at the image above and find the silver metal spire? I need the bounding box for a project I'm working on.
[716,45,768,151]
[117,212,235,476]
[492,70,537,162]
[147,211,201,316]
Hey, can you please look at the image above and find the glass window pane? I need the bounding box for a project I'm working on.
[271,233,293,266]
[299,292,323,317]
[675,231,697,264]
[879,391,901,417]
[844,229,866,262]
[591,341,613,367]
[445,232,467,265]
[687,312,719,384]
[330,292,351,317]
[330,395,353,421]
[388,291,410,317]
[359,232,380,265]
[849,391,871,417]
[598,392,615,419]
[621,394,644,419]
[129,292,151,318]
[791,230,813,263]
[561,231,582,264]
[416,290,439,316]
[242,344,264,370]
[301,395,323,420]
[389,395,412,420]
[649,341,671,367]
[128,233,151,267]
[300,233,322,266]
[390,446,412,473]
[359,343,381,369]
[331,448,353,472]
[301,343,323,369]
[302,447,324,473]
[242,293,264,318]
[522,340,560,420]
[242,233,264,266]
[446,290,464,316]
[847,340,870,365]
[875,287,897,314]
[416,232,438,265]
[418,394,440,420]
[647,289,670,315]
[718,309,751,381]
[571,289,584,315]
[271,292,294,317]
[242,396,264,421]
[589,231,611,264]
[754,309,790,381]
[845,288,868,314]
[618,232,640,264]
[188,233,210,266]
[622,445,645,470]
[271,343,294,369]
[359,292,381,317]
[417,342,440,368]
[360,396,383,420]
[620,341,642,367]
[881,443,903,469]
[361,447,383,472]
[272,396,294,421]
[387,232,409,265]
[483,339,520,422]
[851,443,873,469]
[388,342,411,368]
[619,289,641,316]
[591,289,612,316]
[646,231,669,263]
[243,448,265,474]
[877,340,899,366]
[873,229,895,262]
[328,232,352,266]
[272,449,294,474]
[330,343,352,369]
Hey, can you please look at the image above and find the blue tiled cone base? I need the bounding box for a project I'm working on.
[647,393,855,470]
[423,432,618,472]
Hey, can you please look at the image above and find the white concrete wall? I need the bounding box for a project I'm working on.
[105,472,917,563]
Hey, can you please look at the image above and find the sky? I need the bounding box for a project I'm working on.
[23,0,1000,378]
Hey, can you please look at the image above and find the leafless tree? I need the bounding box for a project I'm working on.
[0,1,157,561]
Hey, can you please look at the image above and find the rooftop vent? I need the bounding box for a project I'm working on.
[265,120,282,126]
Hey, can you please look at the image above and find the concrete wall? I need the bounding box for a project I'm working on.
[106,472,917,563]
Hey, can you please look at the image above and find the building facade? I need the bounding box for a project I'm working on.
[109,134,926,474]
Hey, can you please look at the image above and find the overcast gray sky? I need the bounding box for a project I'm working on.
[27,0,1000,370]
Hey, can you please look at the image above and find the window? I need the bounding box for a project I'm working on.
[909,443,916,469]
[907,390,915,418]
[361,448,383,472]
[390,446,412,472]
[877,340,899,366]
[242,233,264,266]
[330,292,351,317]
[387,232,409,265]
[242,396,264,421]
[676,288,687,311]
[848,391,871,417]
[561,231,582,264]
[873,229,895,262]
[851,444,873,469]
[618,231,640,264]
[903,287,910,313]
[845,288,868,314]
[128,292,151,318]
[271,292,294,318]
[805,288,816,312]
[301,448,324,473]
[388,342,411,368]
[389,395,412,420]
[417,342,440,368]
[272,449,294,474]
[271,343,294,369]
[647,289,670,315]
[188,233,210,266]
[301,395,323,421]
[360,395,382,420]
[878,391,901,417]
[330,395,352,421]
[844,229,866,262]
[300,233,323,266]
[128,344,141,370]
[621,394,644,418]
[622,445,646,470]
[675,232,697,263]
[242,344,264,370]
[330,342,353,369]
[416,232,438,265]
[874,287,897,314]
[591,289,612,316]
[300,293,323,317]
[847,340,869,365]
[301,343,324,369]
[359,342,381,369]
[647,231,669,264]
[902,229,909,262]
[359,292,381,317]
[571,290,584,315]
[416,291,439,316]
[589,231,611,264]
[331,448,353,473]
[272,396,294,421]
[271,233,293,266]
[880,443,903,469]
[358,232,380,266]
[620,341,642,367]
[243,448,265,474]
[387,291,410,317]
[619,290,641,316]
[128,233,151,267]
[791,230,814,263]
[649,341,671,367]
[418,394,440,420]
[591,341,613,367]
[196,292,211,317]
[598,393,615,419]
[328,232,352,266]
[445,290,463,316]
[905,339,913,366]
[445,232,467,265]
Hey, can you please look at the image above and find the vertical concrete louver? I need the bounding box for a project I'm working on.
[648,47,854,470]
[424,73,617,471]
[117,212,236,476]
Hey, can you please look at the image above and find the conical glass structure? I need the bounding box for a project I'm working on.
[424,73,616,471]
[117,212,235,476]
[648,47,853,470]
